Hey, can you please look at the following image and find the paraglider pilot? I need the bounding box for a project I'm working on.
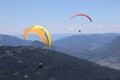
[35,63,43,71]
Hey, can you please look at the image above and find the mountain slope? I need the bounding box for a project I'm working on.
[0,46,120,80]
[53,33,119,56]
[0,34,45,48]
[0,34,32,46]
[90,36,120,70]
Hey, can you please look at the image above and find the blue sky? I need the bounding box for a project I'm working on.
[0,0,120,34]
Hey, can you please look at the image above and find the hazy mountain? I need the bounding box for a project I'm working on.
[53,33,119,56]
[0,34,45,48]
[0,34,32,46]
[70,36,120,70]
[0,46,120,80]
[88,36,120,70]
[14,33,73,41]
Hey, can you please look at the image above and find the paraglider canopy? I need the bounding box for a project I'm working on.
[71,14,92,22]
[71,13,92,33]
[24,25,52,47]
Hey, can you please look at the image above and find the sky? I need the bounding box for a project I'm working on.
[0,0,120,35]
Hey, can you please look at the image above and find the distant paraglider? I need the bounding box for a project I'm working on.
[79,30,81,33]
[24,25,52,47]
[71,14,92,22]
[35,63,43,71]
[71,13,92,32]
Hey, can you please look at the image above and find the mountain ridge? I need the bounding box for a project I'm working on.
[0,46,120,80]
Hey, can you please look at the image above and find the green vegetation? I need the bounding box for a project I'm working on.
[0,46,120,80]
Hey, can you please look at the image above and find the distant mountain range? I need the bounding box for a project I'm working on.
[0,46,120,80]
[89,36,120,70]
[14,33,73,41]
[0,34,45,48]
[53,33,119,55]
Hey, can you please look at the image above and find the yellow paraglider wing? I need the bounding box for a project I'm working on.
[24,25,52,47]
[32,25,52,47]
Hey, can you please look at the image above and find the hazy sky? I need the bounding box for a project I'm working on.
[0,0,120,34]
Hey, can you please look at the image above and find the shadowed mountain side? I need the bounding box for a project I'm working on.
[0,46,120,80]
